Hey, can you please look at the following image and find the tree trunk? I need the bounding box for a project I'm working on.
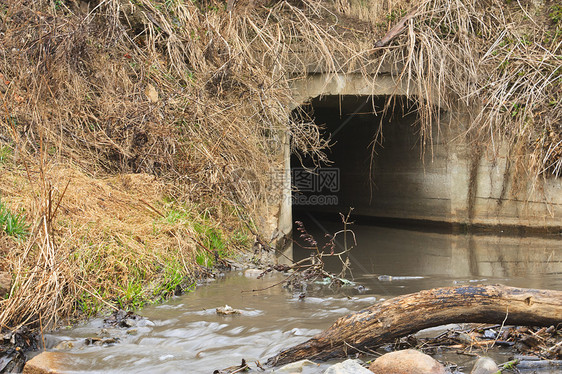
[268,285,562,366]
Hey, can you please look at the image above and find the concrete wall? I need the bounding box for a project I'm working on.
[288,74,562,232]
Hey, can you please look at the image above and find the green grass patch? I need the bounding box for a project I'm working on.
[152,260,195,300]
[68,196,252,317]
[77,292,106,318]
[116,280,146,311]
[0,145,12,164]
[549,5,562,24]
[0,198,29,239]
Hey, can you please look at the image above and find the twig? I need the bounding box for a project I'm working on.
[343,341,379,357]
[490,308,509,351]
[241,273,297,293]
[139,199,166,218]
[230,363,250,374]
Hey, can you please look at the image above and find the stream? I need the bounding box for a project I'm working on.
[43,218,562,373]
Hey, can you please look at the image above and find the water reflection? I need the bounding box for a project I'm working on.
[293,217,562,295]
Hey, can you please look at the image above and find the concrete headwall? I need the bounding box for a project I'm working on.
[287,74,562,232]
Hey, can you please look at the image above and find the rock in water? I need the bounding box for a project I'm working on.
[244,268,263,278]
[23,351,65,374]
[216,305,241,315]
[272,359,319,372]
[324,359,372,373]
[470,357,499,374]
[368,349,447,374]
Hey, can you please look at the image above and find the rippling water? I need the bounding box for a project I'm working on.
[45,223,562,373]
[46,273,364,373]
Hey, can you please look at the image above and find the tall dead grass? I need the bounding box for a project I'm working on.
[0,155,217,330]
[353,0,561,178]
[0,0,356,330]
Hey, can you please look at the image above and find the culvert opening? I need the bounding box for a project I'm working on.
[291,95,450,229]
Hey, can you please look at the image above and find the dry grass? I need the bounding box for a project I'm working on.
[0,0,352,331]
[0,155,231,330]
[355,0,561,178]
[0,0,560,332]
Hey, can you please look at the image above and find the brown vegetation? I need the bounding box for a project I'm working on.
[0,0,343,332]
[0,160,204,329]
[0,0,560,334]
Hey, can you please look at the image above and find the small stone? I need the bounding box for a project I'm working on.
[272,359,319,373]
[101,338,118,345]
[244,268,263,278]
[98,328,109,336]
[369,349,447,374]
[84,337,102,345]
[127,329,138,335]
[53,339,85,351]
[23,352,65,374]
[53,341,74,350]
[216,305,241,315]
[123,318,136,327]
[470,356,499,374]
[133,318,150,327]
[324,359,372,374]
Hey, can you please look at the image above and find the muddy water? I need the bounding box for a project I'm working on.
[293,217,562,293]
[46,222,562,374]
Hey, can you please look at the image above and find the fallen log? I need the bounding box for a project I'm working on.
[268,284,562,366]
